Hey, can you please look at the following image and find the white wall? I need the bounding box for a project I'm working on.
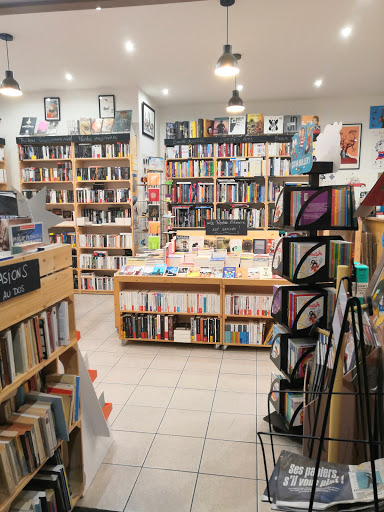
[0,86,141,188]
[159,95,384,191]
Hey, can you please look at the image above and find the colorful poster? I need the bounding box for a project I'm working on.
[369,105,384,129]
[372,130,384,170]
[302,115,321,135]
[290,122,314,175]
[264,115,284,134]
[340,124,362,170]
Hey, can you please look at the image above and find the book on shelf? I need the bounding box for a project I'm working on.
[246,114,263,135]
[78,232,132,248]
[228,116,246,135]
[91,118,103,134]
[264,115,284,134]
[18,144,72,160]
[225,293,272,316]
[80,273,114,291]
[75,142,130,159]
[224,320,269,345]
[287,338,316,378]
[203,119,214,137]
[76,186,130,204]
[22,163,72,183]
[213,117,229,136]
[79,118,91,135]
[76,166,130,181]
[19,117,37,136]
[112,110,132,133]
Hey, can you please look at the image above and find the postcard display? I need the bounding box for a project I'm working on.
[267,161,357,435]
[259,163,384,511]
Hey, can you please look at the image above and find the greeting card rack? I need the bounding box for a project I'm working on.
[258,278,382,512]
[265,161,357,437]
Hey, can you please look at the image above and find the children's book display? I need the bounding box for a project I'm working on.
[267,160,358,436]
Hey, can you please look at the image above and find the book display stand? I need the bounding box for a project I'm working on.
[258,277,383,511]
[17,134,138,294]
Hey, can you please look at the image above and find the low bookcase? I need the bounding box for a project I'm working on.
[0,246,83,512]
[114,274,289,347]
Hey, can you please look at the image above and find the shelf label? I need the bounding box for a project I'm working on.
[206,219,248,235]
[0,259,41,303]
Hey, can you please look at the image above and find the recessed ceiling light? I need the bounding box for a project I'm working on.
[65,73,73,81]
[314,79,323,88]
[237,84,243,91]
[96,6,102,10]
[341,26,352,38]
[125,41,135,53]
[162,88,169,95]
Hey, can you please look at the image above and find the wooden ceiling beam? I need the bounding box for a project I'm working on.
[0,0,203,15]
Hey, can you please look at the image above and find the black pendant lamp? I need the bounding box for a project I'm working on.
[227,77,244,113]
[0,33,22,97]
[215,0,239,77]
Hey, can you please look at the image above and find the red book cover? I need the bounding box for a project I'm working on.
[148,188,160,202]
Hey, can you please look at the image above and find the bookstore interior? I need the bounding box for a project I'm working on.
[0,0,384,511]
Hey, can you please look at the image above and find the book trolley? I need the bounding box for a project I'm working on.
[258,163,384,510]
[0,245,84,512]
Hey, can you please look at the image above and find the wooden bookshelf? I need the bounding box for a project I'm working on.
[164,135,309,234]
[0,245,84,512]
[113,274,289,348]
[0,138,7,190]
[17,134,138,295]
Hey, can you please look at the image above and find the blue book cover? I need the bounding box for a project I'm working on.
[152,264,166,276]
[223,267,236,278]
[165,266,178,276]
[74,376,80,422]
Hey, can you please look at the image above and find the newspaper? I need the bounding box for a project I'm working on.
[262,450,384,510]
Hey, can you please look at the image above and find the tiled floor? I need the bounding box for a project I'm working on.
[75,294,300,512]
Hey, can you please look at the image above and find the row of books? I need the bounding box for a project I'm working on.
[165,143,214,159]
[80,274,114,291]
[9,450,73,512]
[224,321,269,345]
[216,142,266,158]
[268,157,291,176]
[18,145,71,161]
[119,264,272,279]
[79,207,131,225]
[46,190,74,204]
[287,338,316,378]
[268,182,284,202]
[22,190,37,199]
[76,166,130,181]
[0,302,70,389]
[224,293,272,316]
[268,143,292,157]
[217,158,266,177]
[21,164,72,183]
[170,182,214,203]
[289,240,353,280]
[79,252,130,270]
[166,160,214,178]
[49,233,76,246]
[121,313,177,340]
[172,205,213,228]
[78,233,132,248]
[331,187,352,227]
[79,113,131,135]
[288,290,324,330]
[119,289,220,314]
[216,181,265,203]
[74,142,130,159]
[0,169,6,184]
[172,235,275,256]
[76,187,130,204]
[217,206,265,228]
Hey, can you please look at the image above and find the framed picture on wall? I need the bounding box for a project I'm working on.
[340,123,362,170]
[44,97,60,121]
[98,94,115,118]
[142,102,155,140]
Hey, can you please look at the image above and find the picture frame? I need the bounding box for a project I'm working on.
[340,123,362,170]
[44,97,60,121]
[142,102,155,140]
[98,94,115,118]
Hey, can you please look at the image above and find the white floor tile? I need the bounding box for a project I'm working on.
[112,405,166,433]
[140,368,181,387]
[213,391,257,415]
[88,350,122,367]
[220,358,257,375]
[150,355,188,370]
[217,373,256,393]
[207,412,257,443]
[127,385,174,408]
[96,382,135,405]
[184,356,222,373]
[200,439,257,479]
[158,409,210,438]
[169,388,214,411]
[104,430,155,466]
[116,352,156,368]
[144,434,204,472]
[102,365,146,385]
[177,370,218,390]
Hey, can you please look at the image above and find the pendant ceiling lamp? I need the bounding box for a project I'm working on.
[0,33,22,97]
[215,0,240,78]
[226,76,244,113]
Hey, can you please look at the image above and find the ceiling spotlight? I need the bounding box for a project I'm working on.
[125,41,135,52]
[0,33,22,96]
[215,0,239,78]
[314,79,323,88]
[162,88,169,95]
[65,73,73,81]
[341,26,352,38]
[237,84,243,91]
[227,77,244,113]
[96,6,102,10]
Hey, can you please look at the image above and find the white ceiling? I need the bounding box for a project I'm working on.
[0,0,383,105]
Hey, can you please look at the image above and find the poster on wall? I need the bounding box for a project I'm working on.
[340,123,362,170]
[371,130,384,170]
[264,115,284,134]
[369,105,384,129]
[44,97,60,121]
[302,115,321,135]
[141,103,155,139]
[290,122,314,175]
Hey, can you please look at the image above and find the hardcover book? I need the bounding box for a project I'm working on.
[148,189,160,202]
[20,117,37,136]
[242,239,253,253]
[229,238,242,253]
[264,115,284,134]
[79,118,91,135]
[46,121,59,135]
[223,267,236,279]
[177,266,190,275]
[213,117,229,136]
[203,119,214,137]
[166,122,175,139]
[91,118,103,134]
[228,116,246,135]
[246,114,263,135]
[175,235,189,252]
[283,115,302,134]
[188,267,200,277]
[165,266,178,276]
[148,204,160,220]
[37,121,49,134]
[101,118,114,133]
[113,110,132,133]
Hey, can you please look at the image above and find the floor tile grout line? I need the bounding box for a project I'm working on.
[121,343,195,510]
[188,347,224,512]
